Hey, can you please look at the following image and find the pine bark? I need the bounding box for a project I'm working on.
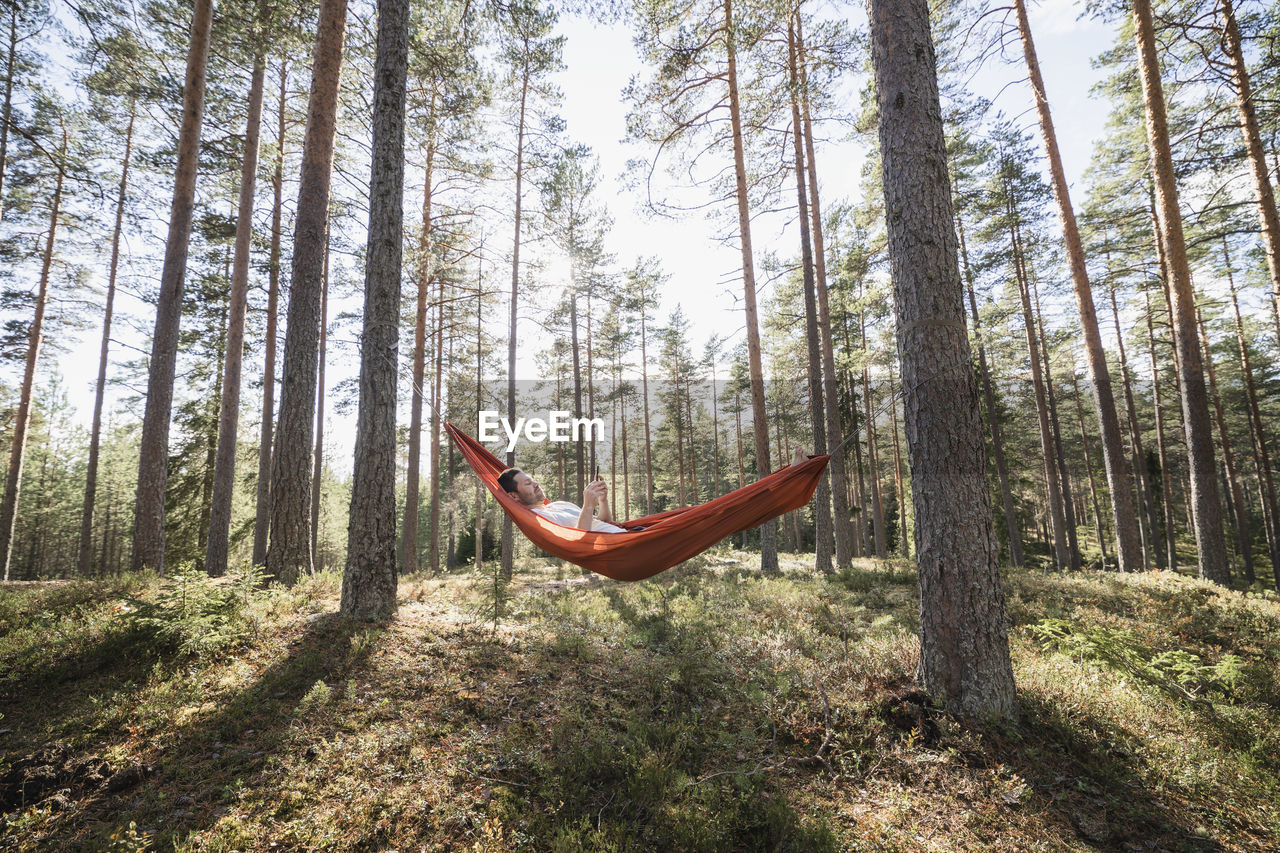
[252,61,288,567]
[342,0,409,621]
[868,0,1018,719]
[725,0,776,573]
[268,0,347,585]
[131,0,214,573]
[205,51,267,576]
[78,101,135,576]
[1131,0,1229,584]
[0,127,65,581]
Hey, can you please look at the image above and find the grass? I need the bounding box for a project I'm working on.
[1,553,1278,851]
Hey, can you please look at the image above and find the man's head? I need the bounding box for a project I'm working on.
[498,467,545,506]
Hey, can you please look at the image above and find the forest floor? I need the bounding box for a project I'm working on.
[1,552,1278,852]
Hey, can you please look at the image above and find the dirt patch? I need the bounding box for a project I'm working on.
[0,742,154,813]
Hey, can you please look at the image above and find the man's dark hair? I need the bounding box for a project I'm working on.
[497,468,523,496]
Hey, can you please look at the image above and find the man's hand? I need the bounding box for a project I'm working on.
[583,479,607,507]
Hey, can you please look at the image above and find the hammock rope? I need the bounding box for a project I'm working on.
[444,422,830,581]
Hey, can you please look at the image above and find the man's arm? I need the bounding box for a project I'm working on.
[577,480,606,530]
[596,478,614,523]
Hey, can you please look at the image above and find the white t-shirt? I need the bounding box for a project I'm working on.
[531,500,627,533]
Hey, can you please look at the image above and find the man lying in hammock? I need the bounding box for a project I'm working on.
[496,446,811,534]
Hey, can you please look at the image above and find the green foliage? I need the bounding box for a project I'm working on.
[121,563,268,660]
[1029,617,1245,699]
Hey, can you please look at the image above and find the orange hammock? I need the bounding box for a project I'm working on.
[445,422,830,581]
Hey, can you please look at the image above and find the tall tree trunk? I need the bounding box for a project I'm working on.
[206,51,267,576]
[1131,0,1229,584]
[311,228,331,572]
[1198,307,1254,586]
[859,290,887,558]
[428,269,445,574]
[475,272,485,574]
[868,0,1018,719]
[503,48,532,581]
[788,15,833,571]
[725,0,777,573]
[795,10,852,568]
[639,291,655,515]
[0,4,18,218]
[342,0,408,620]
[78,100,135,576]
[1219,0,1280,339]
[1145,287,1178,572]
[571,291,584,497]
[268,0,347,585]
[709,359,720,498]
[1105,260,1158,571]
[841,310,868,555]
[404,137,434,576]
[1013,0,1142,573]
[201,278,229,557]
[1033,276,1082,572]
[957,197,1022,566]
[131,0,214,573]
[1225,258,1280,589]
[889,365,909,560]
[1070,370,1109,566]
[252,60,288,567]
[0,127,64,581]
[1010,214,1068,571]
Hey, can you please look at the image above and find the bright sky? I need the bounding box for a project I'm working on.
[44,0,1116,477]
